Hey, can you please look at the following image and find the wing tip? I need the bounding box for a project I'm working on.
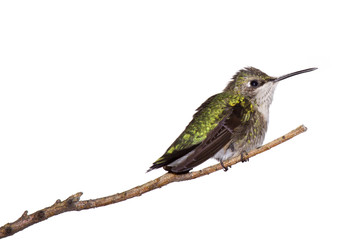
[146,156,168,173]
[146,162,192,174]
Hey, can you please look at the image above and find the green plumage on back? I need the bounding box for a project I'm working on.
[169,94,240,149]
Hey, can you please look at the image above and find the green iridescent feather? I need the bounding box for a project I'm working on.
[150,92,253,168]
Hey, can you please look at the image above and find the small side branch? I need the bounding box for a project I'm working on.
[0,125,307,238]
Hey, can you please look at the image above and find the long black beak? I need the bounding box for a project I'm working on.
[273,67,317,82]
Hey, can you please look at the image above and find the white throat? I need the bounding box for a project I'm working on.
[254,82,278,123]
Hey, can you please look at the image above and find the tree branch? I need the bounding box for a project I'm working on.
[0,125,307,238]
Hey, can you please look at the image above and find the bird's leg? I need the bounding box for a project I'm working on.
[220,159,228,171]
[220,150,248,171]
[240,150,249,162]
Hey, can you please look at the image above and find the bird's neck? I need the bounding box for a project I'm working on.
[253,83,278,123]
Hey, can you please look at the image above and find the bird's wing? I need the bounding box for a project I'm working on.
[148,94,224,171]
[168,103,247,173]
[148,93,253,173]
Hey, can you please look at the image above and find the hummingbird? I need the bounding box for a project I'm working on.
[147,67,317,174]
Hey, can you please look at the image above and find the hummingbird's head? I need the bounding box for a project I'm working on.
[224,66,317,107]
[224,67,278,107]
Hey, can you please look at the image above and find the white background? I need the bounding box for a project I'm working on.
[0,1,359,239]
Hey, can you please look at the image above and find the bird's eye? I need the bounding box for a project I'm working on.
[250,80,259,87]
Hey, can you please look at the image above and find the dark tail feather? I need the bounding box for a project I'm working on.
[146,144,199,173]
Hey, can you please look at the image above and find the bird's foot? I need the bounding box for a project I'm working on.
[220,159,229,172]
[240,150,249,162]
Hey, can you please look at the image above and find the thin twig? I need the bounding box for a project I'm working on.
[0,125,307,238]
